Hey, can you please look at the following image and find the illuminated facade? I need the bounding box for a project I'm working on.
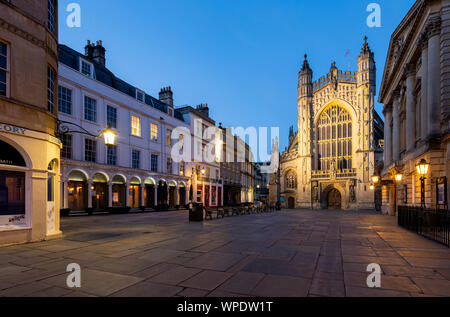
[280,38,384,210]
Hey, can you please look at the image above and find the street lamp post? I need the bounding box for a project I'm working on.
[57,120,117,147]
[416,159,430,209]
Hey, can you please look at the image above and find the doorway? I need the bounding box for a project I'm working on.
[327,189,342,210]
[288,197,295,209]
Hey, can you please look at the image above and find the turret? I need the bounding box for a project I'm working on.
[357,36,376,89]
[298,54,313,99]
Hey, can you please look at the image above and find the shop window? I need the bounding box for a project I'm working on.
[0,171,25,216]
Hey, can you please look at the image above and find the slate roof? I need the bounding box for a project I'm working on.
[58,44,185,122]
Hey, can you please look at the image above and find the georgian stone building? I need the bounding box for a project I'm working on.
[0,0,61,245]
[380,0,450,214]
[279,38,384,210]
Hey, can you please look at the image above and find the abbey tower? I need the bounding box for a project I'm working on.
[280,37,384,210]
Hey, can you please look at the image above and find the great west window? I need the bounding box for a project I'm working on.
[317,105,352,171]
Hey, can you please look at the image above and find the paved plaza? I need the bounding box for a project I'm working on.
[0,209,450,297]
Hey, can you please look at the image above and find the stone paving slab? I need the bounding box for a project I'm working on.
[0,209,449,297]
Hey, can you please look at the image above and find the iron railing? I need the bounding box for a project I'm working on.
[398,206,450,247]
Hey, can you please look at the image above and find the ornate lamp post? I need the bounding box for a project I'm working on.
[416,159,430,208]
[57,120,117,147]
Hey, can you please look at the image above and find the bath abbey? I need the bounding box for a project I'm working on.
[279,37,384,210]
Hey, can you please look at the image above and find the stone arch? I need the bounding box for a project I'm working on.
[178,181,186,188]
[130,176,142,185]
[313,98,357,126]
[92,172,109,183]
[322,184,347,209]
[48,158,59,171]
[144,177,156,185]
[0,137,32,168]
[68,169,89,182]
[112,174,126,184]
[168,180,177,187]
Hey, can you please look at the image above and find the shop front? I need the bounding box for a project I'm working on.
[112,175,127,207]
[129,177,141,209]
[0,124,61,246]
[92,173,108,211]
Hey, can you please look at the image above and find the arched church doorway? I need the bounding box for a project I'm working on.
[288,197,295,209]
[327,189,342,210]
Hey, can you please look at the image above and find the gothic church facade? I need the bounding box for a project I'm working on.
[279,38,384,210]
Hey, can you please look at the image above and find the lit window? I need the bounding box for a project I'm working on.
[151,123,158,142]
[131,115,141,137]
[107,105,117,128]
[48,0,56,33]
[317,105,352,171]
[47,67,56,113]
[180,134,184,150]
[166,129,172,146]
[84,96,97,122]
[58,86,72,115]
[180,161,185,176]
[0,41,8,96]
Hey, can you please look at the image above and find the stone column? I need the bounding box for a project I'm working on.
[108,182,113,207]
[392,90,401,162]
[140,185,145,207]
[405,63,417,152]
[125,182,130,207]
[87,180,93,208]
[63,181,69,209]
[384,107,393,167]
[427,16,442,138]
[420,34,429,141]
[442,5,450,123]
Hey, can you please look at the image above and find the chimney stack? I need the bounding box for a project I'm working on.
[85,40,106,66]
[159,87,174,106]
[196,103,210,117]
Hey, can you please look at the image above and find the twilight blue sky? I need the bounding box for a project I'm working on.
[59,0,414,153]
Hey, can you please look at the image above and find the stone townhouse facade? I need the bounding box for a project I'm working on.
[379,0,450,214]
[0,0,61,245]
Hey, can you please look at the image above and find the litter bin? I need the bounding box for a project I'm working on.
[189,203,204,222]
